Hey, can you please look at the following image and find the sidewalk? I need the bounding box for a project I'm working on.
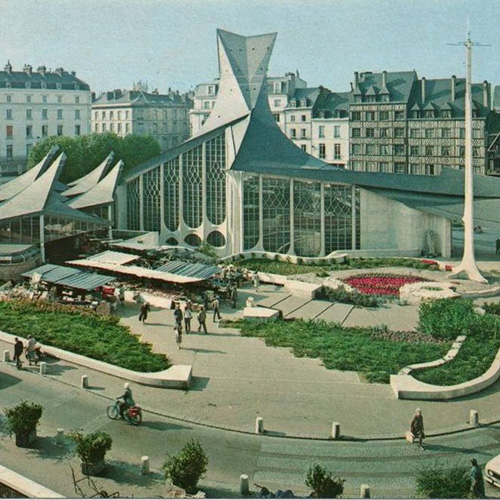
[2,279,500,440]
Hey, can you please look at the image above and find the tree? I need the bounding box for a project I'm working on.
[27,133,161,184]
[416,465,470,499]
[305,463,345,498]
[163,439,208,493]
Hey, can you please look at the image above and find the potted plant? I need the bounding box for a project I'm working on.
[4,401,43,448]
[163,439,208,494]
[305,463,345,499]
[69,429,113,476]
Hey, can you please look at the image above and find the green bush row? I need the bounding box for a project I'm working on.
[0,300,170,372]
[317,286,382,307]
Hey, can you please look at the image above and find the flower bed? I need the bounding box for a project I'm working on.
[343,274,427,296]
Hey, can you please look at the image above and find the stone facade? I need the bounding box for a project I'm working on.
[92,89,193,152]
[0,62,91,177]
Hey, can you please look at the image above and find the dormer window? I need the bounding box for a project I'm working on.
[56,83,62,89]
[441,110,452,118]
[207,85,215,95]
[300,98,308,107]
[273,82,281,93]
[365,95,376,103]
[423,110,435,118]
[25,82,31,89]
[290,99,296,108]
[381,95,390,103]
[41,82,47,89]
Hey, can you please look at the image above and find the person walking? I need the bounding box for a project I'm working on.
[174,322,183,349]
[197,306,208,334]
[212,295,221,322]
[26,336,37,366]
[252,271,260,291]
[138,302,150,324]
[410,408,425,450]
[118,285,125,306]
[184,302,192,334]
[13,337,23,370]
[173,303,183,327]
[470,458,485,498]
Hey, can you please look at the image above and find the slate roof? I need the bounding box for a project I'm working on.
[68,160,123,210]
[63,152,115,197]
[93,90,192,107]
[354,71,417,103]
[288,87,322,108]
[0,153,110,226]
[0,146,59,202]
[318,91,352,117]
[0,65,90,90]
[411,77,490,117]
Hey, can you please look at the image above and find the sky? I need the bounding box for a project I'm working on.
[0,0,499,95]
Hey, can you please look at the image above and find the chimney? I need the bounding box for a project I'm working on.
[483,80,489,108]
[37,65,46,76]
[451,75,456,101]
[54,67,64,76]
[71,70,76,76]
[421,77,426,104]
[350,82,354,91]
[4,61,12,74]
[382,70,387,88]
[354,71,359,87]
[23,64,32,76]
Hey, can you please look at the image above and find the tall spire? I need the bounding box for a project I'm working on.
[197,29,277,135]
[448,30,487,283]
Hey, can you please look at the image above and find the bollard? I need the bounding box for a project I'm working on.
[39,362,47,375]
[3,350,10,363]
[360,484,371,499]
[240,474,249,495]
[255,417,264,434]
[56,429,64,446]
[81,375,89,389]
[141,456,150,475]
[331,422,340,439]
[470,409,479,427]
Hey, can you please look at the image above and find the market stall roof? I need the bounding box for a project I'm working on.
[156,261,221,280]
[85,250,140,265]
[21,264,114,291]
[67,259,220,284]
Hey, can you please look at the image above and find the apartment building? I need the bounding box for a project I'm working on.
[92,89,193,152]
[0,62,91,176]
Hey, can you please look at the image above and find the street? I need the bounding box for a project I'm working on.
[2,362,500,498]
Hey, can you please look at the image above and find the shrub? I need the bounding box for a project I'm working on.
[318,286,381,307]
[418,299,478,340]
[416,465,470,498]
[305,463,345,498]
[163,439,208,493]
[69,430,113,464]
[482,301,500,316]
[4,401,43,435]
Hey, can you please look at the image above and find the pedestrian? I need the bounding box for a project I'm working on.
[212,295,221,321]
[410,408,425,450]
[174,322,183,349]
[173,303,183,327]
[496,238,500,255]
[13,337,23,370]
[26,336,37,366]
[138,301,150,324]
[197,306,208,334]
[118,285,125,305]
[203,292,210,310]
[470,458,485,498]
[253,271,260,291]
[184,302,192,334]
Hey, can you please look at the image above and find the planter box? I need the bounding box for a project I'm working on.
[81,459,106,476]
[15,429,36,448]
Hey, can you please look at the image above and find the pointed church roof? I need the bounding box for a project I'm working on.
[68,160,124,210]
[63,152,115,197]
[196,29,276,136]
[0,153,110,226]
[0,146,59,202]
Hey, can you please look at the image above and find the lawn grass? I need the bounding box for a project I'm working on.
[0,299,170,372]
[238,257,438,276]
[236,319,448,383]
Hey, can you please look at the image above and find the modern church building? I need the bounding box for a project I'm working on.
[117,29,500,260]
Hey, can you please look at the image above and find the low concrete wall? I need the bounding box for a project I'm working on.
[0,463,64,498]
[0,331,192,390]
[391,342,500,400]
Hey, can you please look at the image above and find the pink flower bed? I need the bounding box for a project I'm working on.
[343,274,427,296]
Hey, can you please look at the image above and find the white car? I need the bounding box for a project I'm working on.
[485,455,500,487]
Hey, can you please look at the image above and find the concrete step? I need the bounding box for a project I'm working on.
[315,302,354,324]
[285,300,333,320]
